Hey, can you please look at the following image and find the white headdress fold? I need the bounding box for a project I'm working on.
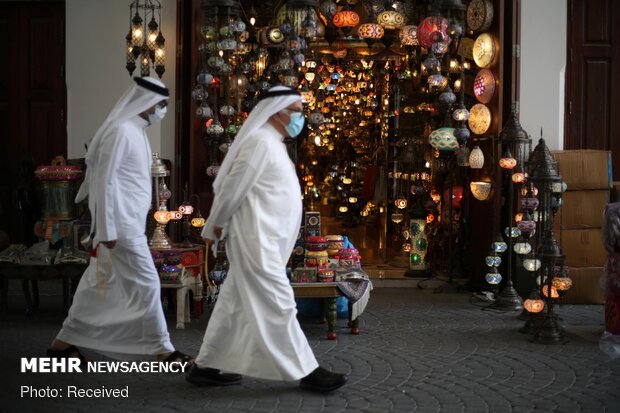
[75,77,168,236]
[212,85,301,193]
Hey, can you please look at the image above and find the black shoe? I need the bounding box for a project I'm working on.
[185,365,242,386]
[299,366,347,393]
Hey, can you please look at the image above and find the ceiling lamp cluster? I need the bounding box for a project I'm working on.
[125,0,166,78]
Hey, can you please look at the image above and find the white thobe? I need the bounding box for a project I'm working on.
[197,123,319,381]
[57,116,174,357]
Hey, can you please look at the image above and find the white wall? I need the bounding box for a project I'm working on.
[66,0,176,161]
[520,0,567,150]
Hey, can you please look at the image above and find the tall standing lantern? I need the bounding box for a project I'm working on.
[494,114,531,310]
[525,136,567,344]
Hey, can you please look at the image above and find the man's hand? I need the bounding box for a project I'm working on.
[101,240,117,249]
[214,227,223,238]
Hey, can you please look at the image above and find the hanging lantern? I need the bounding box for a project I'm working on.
[499,148,517,169]
[469,146,485,169]
[552,277,573,292]
[473,69,496,104]
[470,181,492,201]
[377,10,405,30]
[512,166,528,183]
[493,237,508,253]
[485,251,502,267]
[391,212,404,223]
[468,103,492,135]
[358,23,385,44]
[523,255,541,272]
[542,284,560,299]
[453,104,470,122]
[523,291,545,313]
[395,197,408,209]
[399,25,419,46]
[473,33,496,68]
[427,74,449,93]
[428,127,458,151]
[517,214,536,236]
[485,267,502,285]
[416,16,450,49]
[513,240,532,255]
[333,10,360,33]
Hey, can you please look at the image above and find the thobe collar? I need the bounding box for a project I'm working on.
[127,115,150,130]
[261,121,285,141]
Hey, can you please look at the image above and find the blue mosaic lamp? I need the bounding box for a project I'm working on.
[428,127,458,151]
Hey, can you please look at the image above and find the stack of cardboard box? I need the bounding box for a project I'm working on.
[550,150,613,304]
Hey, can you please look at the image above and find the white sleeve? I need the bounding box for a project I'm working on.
[201,139,270,241]
[94,129,128,241]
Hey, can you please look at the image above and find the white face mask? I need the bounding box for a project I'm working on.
[148,105,167,124]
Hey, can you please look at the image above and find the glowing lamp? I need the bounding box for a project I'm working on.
[517,217,536,237]
[191,216,205,228]
[523,291,545,313]
[469,146,485,169]
[358,23,384,42]
[485,268,502,285]
[416,16,450,49]
[391,212,404,223]
[428,127,458,151]
[473,33,496,68]
[473,69,496,104]
[395,198,408,209]
[428,74,449,93]
[499,149,517,169]
[468,103,492,135]
[154,209,170,224]
[485,252,501,267]
[470,181,492,201]
[333,10,360,32]
[505,227,521,238]
[523,256,541,272]
[377,10,405,30]
[512,171,527,183]
[399,25,419,46]
[542,284,560,299]
[453,106,470,122]
[493,239,508,253]
[513,241,532,255]
[552,277,572,291]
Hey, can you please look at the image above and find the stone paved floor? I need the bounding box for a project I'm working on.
[1,284,619,413]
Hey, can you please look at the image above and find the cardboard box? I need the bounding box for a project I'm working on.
[561,267,605,304]
[560,228,607,267]
[551,150,613,190]
[553,190,610,230]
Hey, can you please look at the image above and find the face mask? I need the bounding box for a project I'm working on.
[284,111,305,137]
[148,105,167,124]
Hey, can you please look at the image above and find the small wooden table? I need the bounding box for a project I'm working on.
[0,262,87,316]
[291,282,360,340]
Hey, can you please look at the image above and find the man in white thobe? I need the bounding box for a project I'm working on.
[47,77,190,365]
[186,86,347,392]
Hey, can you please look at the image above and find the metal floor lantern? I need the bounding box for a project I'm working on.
[494,114,531,310]
[525,133,567,344]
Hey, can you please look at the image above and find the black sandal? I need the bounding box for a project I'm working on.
[46,345,87,367]
[162,350,194,367]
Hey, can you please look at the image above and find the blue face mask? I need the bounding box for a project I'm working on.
[284,111,305,137]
